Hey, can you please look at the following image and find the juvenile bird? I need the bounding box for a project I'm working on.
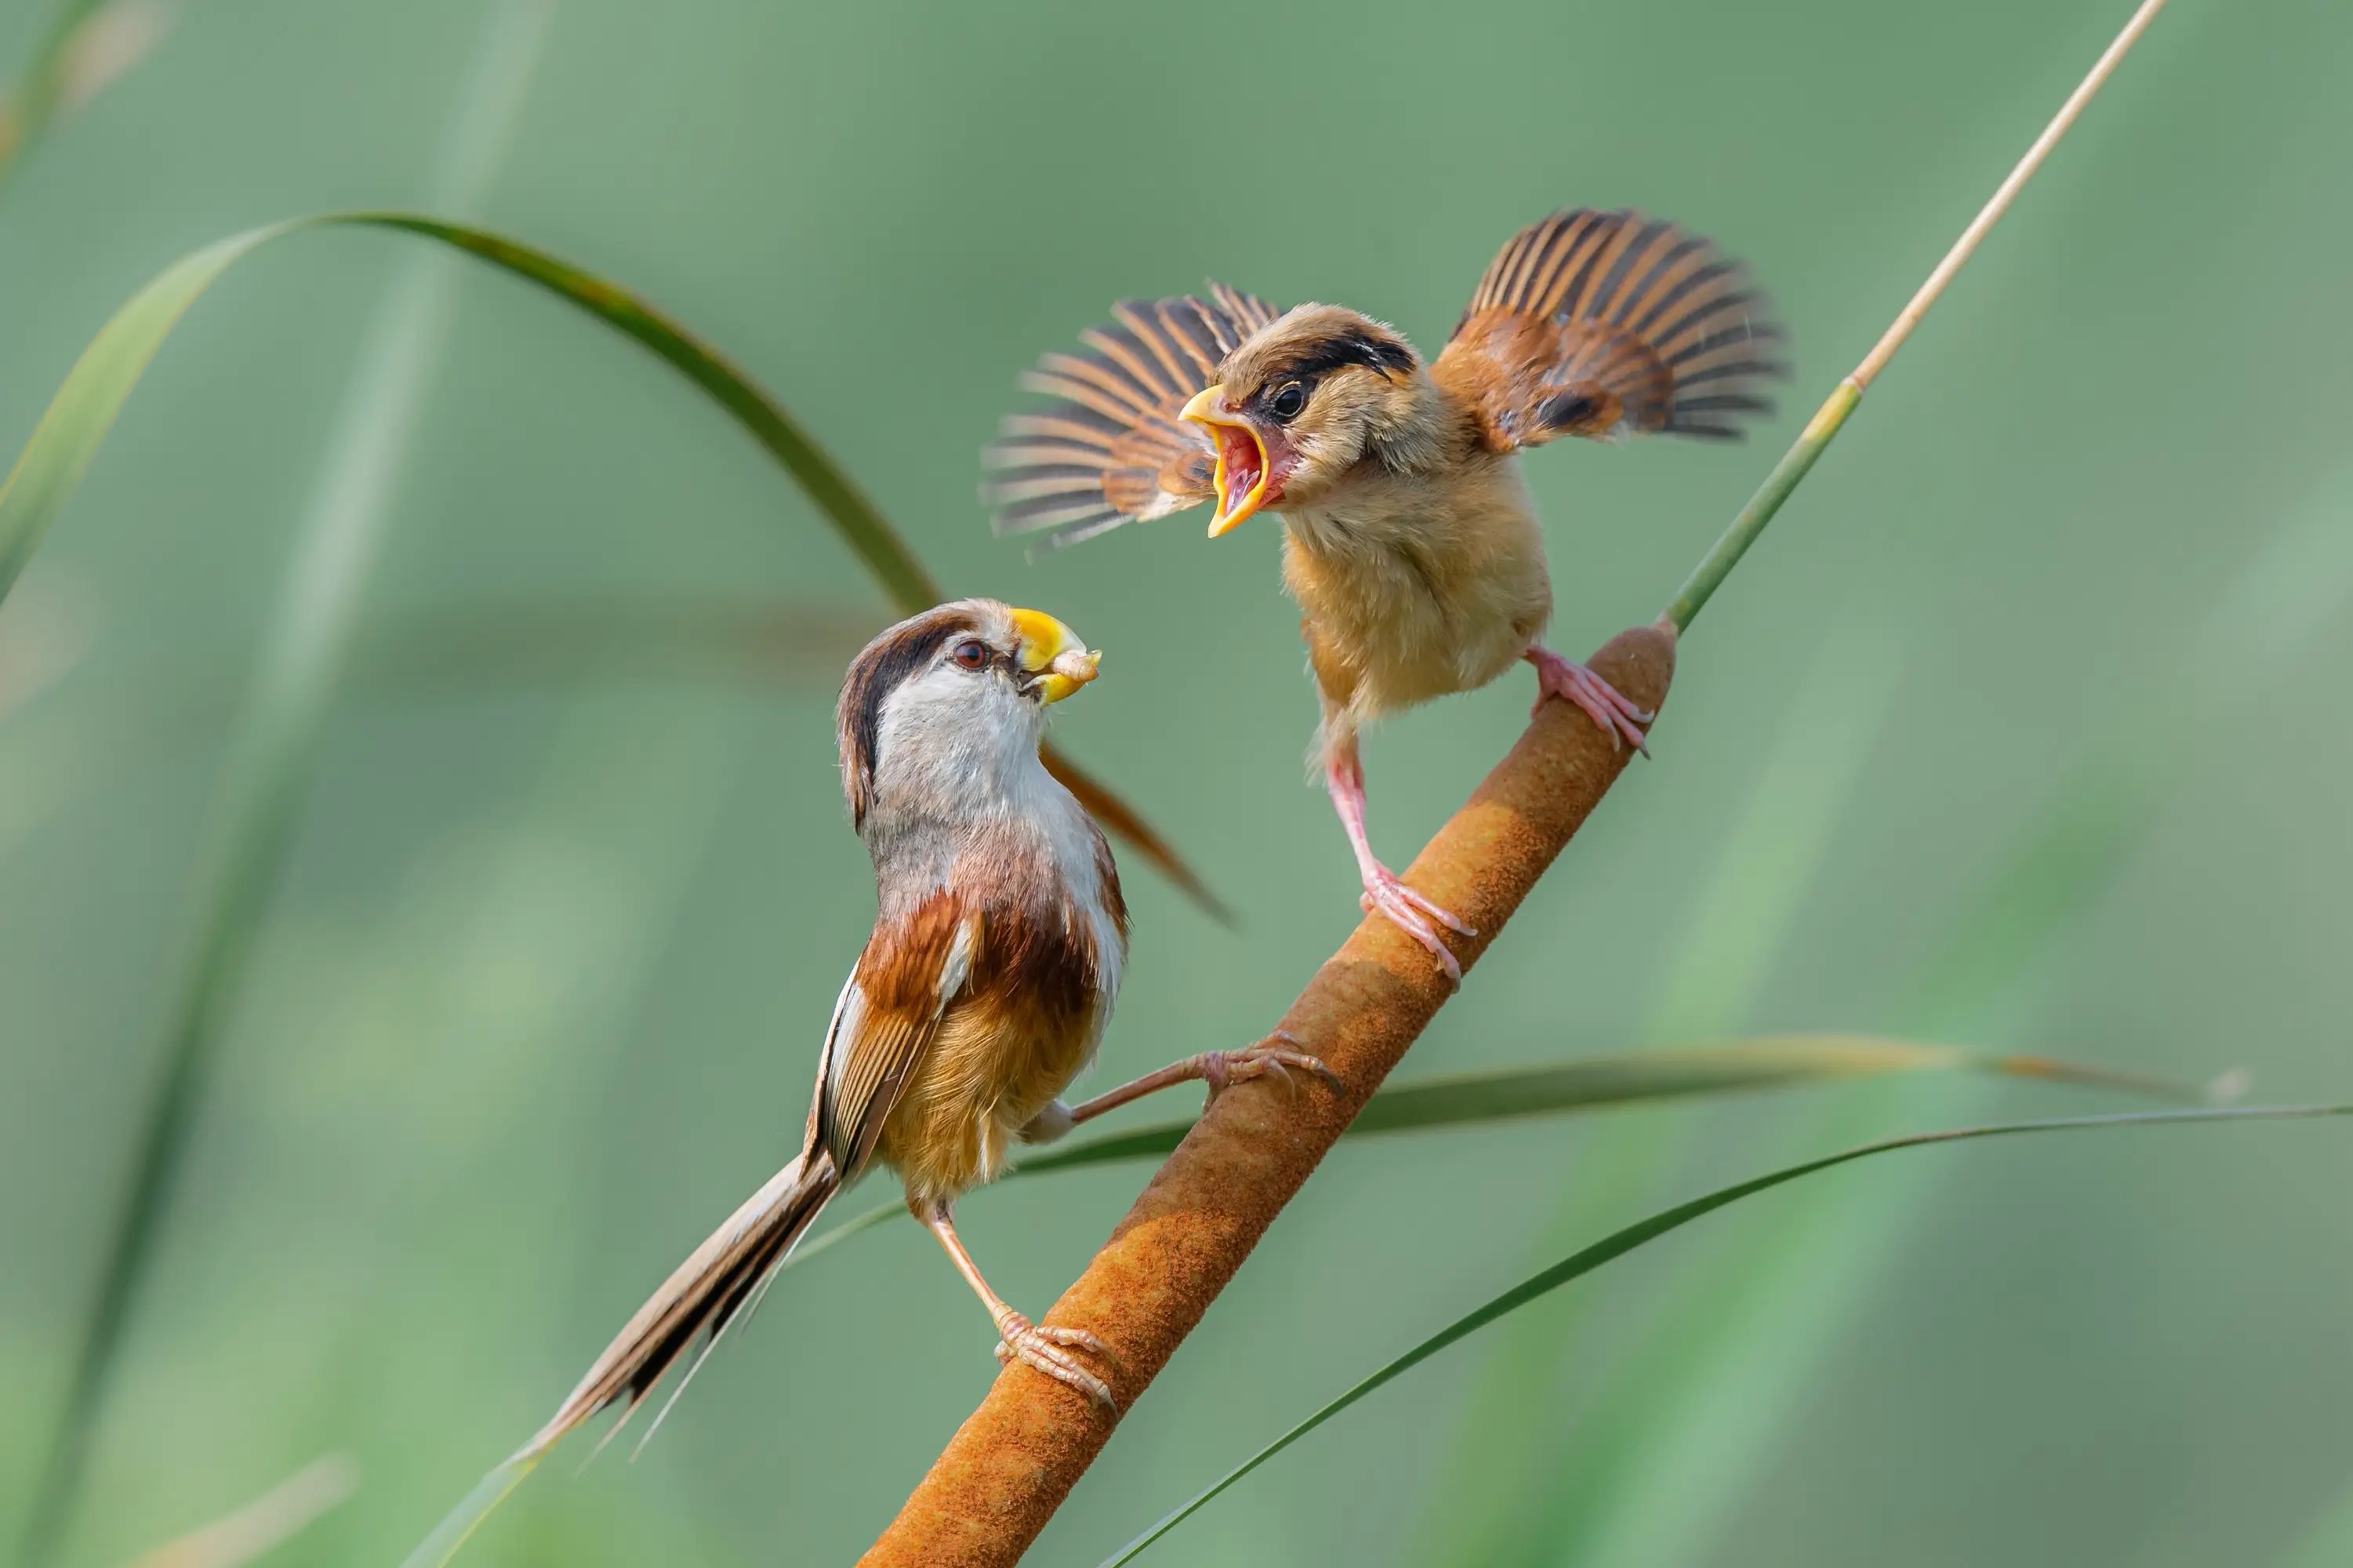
[986,209,1785,979]
[525,600,1327,1442]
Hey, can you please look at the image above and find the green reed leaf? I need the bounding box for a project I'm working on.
[772,1034,2213,1273]
[1102,1103,2353,1565]
[1011,1033,2213,1178]
[13,9,561,1558]
[401,1033,2204,1567]
[0,207,1211,906]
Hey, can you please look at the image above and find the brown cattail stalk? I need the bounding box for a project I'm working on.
[857,622,1674,1566]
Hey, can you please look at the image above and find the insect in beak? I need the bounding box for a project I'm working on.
[1180,384,1276,537]
[1009,608,1100,703]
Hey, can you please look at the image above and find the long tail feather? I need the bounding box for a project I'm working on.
[517,1149,842,1461]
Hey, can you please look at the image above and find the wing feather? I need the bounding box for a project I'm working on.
[1435,208,1787,452]
[816,895,977,1176]
[985,285,1280,550]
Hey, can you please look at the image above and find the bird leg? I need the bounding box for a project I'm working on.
[1020,1030,1341,1142]
[1527,644,1652,754]
[917,1198,1117,1410]
[1327,740,1473,984]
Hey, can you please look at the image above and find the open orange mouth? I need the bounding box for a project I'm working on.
[1207,423,1264,524]
[1178,383,1276,536]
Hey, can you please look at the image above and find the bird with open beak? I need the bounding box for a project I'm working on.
[986,209,1785,980]
[521,600,1328,1443]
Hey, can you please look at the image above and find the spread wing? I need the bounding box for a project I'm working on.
[813,894,979,1176]
[1432,209,1787,452]
[984,285,1280,551]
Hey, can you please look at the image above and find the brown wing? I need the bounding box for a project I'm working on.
[985,284,1280,550]
[1432,209,1787,452]
[814,891,978,1175]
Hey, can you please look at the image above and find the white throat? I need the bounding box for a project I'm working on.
[864,666,1053,836]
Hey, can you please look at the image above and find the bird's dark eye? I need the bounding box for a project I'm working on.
[950,639,989,670]
[1267,381,1307,422]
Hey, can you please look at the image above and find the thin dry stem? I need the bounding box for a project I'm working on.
[1850,0,2167,390]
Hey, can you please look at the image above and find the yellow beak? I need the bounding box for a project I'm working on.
[1009,608,1100,703]
[1179,384,1271,537]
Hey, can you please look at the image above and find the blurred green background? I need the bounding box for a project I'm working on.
[3,0,2351,1563]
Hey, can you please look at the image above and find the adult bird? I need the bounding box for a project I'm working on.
[986,209,1785,979]
[525,601,1327,1443]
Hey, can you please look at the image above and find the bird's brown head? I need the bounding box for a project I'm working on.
[836,599,1098,830]
[1180,305,1425,535]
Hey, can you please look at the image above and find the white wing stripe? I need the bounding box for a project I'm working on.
[935,918,976,1007]
[822,972,862,1108]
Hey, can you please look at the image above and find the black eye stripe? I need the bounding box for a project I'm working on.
[1265,331,1418,385]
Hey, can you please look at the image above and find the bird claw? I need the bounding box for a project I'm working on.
[1359,867,1471,985]
[993,1313,1117,1410]
[1200,1030,1344,1103]
[1530,650,1652,756]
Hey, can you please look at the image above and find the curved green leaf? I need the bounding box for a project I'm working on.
[1010,1033,2217,1178]
[0,208,1213,909]
[1102,1103,2353,1565]
[14,16,562,1560]
[0,208,929,610]
[761,1034,2217,1287]
[394,1455,538,1568]
[396,1035,2210,1566]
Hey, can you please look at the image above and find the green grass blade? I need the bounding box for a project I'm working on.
[394,1456,542,1568]
[330,212,942,615]
[1528,469,2353,1568]
[1101,1104,2353,1566]
[1411,621,1909,1564]
[0,220,285,592]
[0,207,920,619]
[400,1033,2201,1566]
[0,205,1210,908]
[352,597,884,695]
[757,1036,2216,1285]
[1042,750,1233,926]
[12,7,557,1559]
[1009,1034,2213,1178]
[770,1194,904,1269]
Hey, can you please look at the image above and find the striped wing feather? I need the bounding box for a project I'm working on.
[986,284,1280,550]
[1433,209,1787,451]
[817,897,974,1174]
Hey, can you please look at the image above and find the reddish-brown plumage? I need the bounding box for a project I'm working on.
[875,887,1120,1204]
[988,209,1782,977]
[525,598,1242,1442]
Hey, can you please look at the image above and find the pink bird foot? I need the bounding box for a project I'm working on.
[1359,862,1474,985]
[1198,1030,1343,1102]
[1325,740,1476,985]
[1527,646,1652,755]
[992,1311,1117,1410]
